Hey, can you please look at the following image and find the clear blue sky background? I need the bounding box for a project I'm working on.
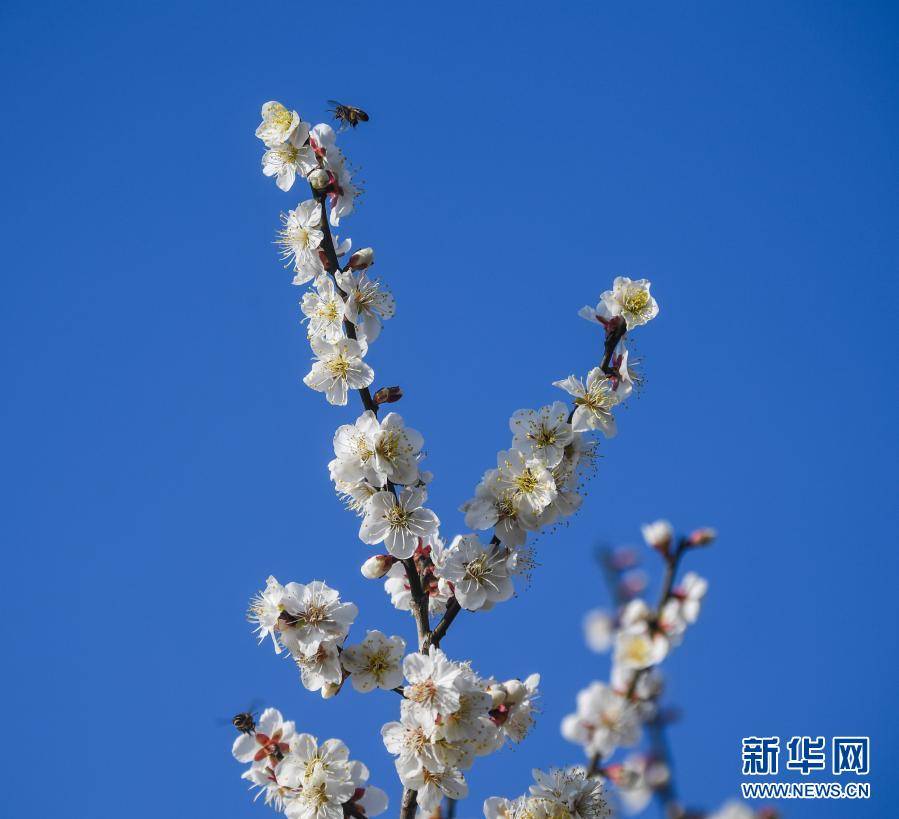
[2,2,897,817]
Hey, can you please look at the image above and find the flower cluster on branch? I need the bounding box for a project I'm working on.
[229,97,756,819]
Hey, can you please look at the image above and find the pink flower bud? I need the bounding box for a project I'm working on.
[687,527,717,547]
[348,247,374,269]
[361,554,396,579]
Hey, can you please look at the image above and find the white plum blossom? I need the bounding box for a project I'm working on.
[284,766,355,819]
[460,469,536,547]
[303,336,373,406]
[660,571,708,638]
[336,269,395,343]
[583,609,615,653]
[384,559,453,616]
[277,580,358,654]
[277,734,350,792]
[613,599,669,671]
[301,275,346,343]
[248,574,286,651]
[561,682,640,758]
[641,519,674,552]
[294,639,343,692]
[381,699,443,773]
[595,276,659,330]
[261,119,316,192]
[614,754,671,815]
[360,487,439,559]
[529,767,611,819]
[277,200,325,285]
[331,410,424,487]
[341,630,406,692]
[403,764,468,812]
[510,402,574,468]
[403,646,463,723]
[554,369,620,436]
[492,674,540,743]
[232,707,295,767]
[256,101,303,147]
[495,449,558,516]
[439,534,515,611]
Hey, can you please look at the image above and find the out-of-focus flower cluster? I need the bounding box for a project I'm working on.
[232,707,388,819]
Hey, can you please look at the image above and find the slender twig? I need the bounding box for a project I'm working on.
[313,189,430,819]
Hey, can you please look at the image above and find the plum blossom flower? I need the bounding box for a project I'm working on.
[580,277,659,330]
[360,487,439,559]
[341,630,406,692]
[401,764,468,813]
[495,449,558,516]
[602,276,659,329]
[277,580,358,654]
[460,469,536,547]
[403,646,463,722]
[553,369,620,436]
[331,410,423,487]
[248,574,286,651]
[439,534,514,611]
[641,519,673,552]
[294,640,343,692]
[381,700,443,773]
[232,707,295,766]
[660,572,708,638]
[561,682,640,758]
[261,122,316,192]
[510,402,574,468]
[529,767,611,819]
[284,766,354,819]
[303,336,374,406]
[301,275,346,343]
[491,674,540,743]
[277,199,325,284]
[256,101,303,147]
[277,734,351,790]
[583,609,614,653]
[335,269,395,343]
[613,599,669,671]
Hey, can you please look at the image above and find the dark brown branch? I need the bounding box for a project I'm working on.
[425,598,462,651]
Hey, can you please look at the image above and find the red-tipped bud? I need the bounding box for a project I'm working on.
[687,527,717,547]
[361,554,396,579]
[373,386,403,405]
[348,247,374,269]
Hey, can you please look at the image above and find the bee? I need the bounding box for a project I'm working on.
[328,100,370,130]
[231,710,258,734]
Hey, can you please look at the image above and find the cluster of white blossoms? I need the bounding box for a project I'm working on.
[483,767,611,819]
[232,707,388,819]
[382,646,541,811]
[460,276,658,560]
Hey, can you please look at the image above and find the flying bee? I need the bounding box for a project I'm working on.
[218,699,262,734]
[232,711,257,734]
[328,100,370,130]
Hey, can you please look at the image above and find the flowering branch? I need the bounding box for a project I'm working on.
[230,97,671,819]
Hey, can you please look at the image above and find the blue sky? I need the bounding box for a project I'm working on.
[1,1,897,817]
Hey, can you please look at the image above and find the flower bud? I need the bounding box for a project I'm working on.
[487,684,507,708]
[308,168,331,191]
[687,527,717,547]
[348,247,374,269]
[373,386,403,406]
[502,679,525,704]
[641,519,673,554]
[320,682,341,699]
[361,554,396,579]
